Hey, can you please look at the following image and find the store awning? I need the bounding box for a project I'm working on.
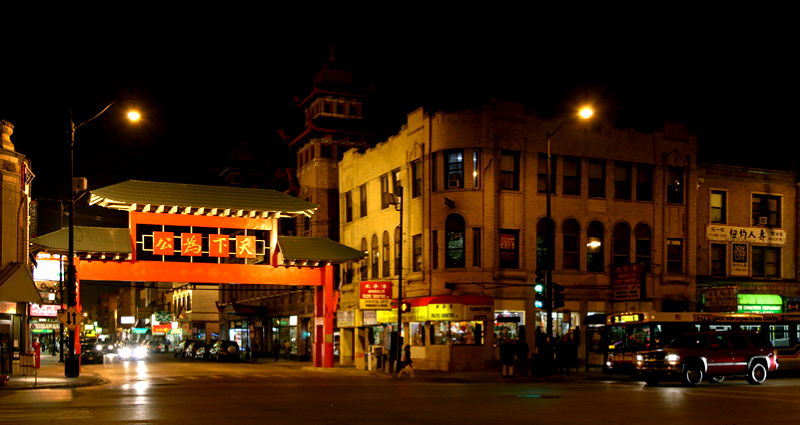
[408,295,494,307]
[0,262,42,304]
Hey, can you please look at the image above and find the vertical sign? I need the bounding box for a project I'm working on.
[153,232,174,255]
[209,234,230,257]
[181,233,203,256]
[236,235,256,258]
[731,243,748,276]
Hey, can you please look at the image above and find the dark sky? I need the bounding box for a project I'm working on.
[2,18,796,235]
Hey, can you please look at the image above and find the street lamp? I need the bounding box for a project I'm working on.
[543,105,593,368]
[65,101,140,377]
[387,186,403,373]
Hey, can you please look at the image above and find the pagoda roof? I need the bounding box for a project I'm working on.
[32,226,132,258]
[89,180,317,218]
[277,236,366,266]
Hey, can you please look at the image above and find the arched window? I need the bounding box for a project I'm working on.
[587,221,605,272]
[536,218,555,270]
[635,223,652,271]
[562,219,580,270]
[445,214,466,268]
[360,238,368,280]
[612,222,631,266]
[394,226,401,275]
[382,231,390,277]
[371,234,379,278]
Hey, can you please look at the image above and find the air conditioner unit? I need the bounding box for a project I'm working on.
[759,216,768,225]
[448,179,462,188]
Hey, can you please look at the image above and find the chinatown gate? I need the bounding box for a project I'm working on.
[33,180,364,371]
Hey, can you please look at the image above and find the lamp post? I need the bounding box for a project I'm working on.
[543,106,593,365]
[65,101,140,377]
[388,186,404,373]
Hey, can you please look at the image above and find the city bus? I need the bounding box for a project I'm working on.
[603,311,800,375]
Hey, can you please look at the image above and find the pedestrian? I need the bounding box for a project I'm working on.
[396,344,415,378]
[499,339,515,377]
[283,340,291,360]
[515,333,529,377]
[555,334,571,375]
[272,338,281,362]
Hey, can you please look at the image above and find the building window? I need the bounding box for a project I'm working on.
[587,221,604,272]
[711,190,727,224]
[412,234,423,272]
[411,159,422,198]
[371,234,379,278]
[445,149,464,189]
[344,262,354,284]
[614,162,632,200]
[382,231,390,277]
[432,230,439,269]
[752,194,781,227]
[380,174,390,209]
[612,222,631,266]
[431,152,438,192]
[473,151,480,188]
[562,156,581,196]
[562,219,580,270]
[499,150,520,190]
[536,218,555,270]
[360,238,368,280]
[634,223,652,271]
[588,159,606,198]
[636,164,654,201]
[537,153,557,193]
[711,244,726,276]
[445,214,466,268]
[667,238,684,274]
[752,246,780,278]
[666,166,684,204]
[394,227,401,276]
[359,184,367,218]
[391,168,401,197]
[320,143,333,159]
[473,228,481,267]
[344,191,353,223]
[499,229,520,269]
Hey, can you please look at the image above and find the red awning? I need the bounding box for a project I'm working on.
[408,295,493,307]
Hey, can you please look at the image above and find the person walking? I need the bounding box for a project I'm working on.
[515,334,530,377]
[283,340,291,360]
[272,338,281,362]
[499,339,515,377]
[396,344,415,378]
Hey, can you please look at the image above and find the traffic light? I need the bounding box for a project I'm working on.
[534,268,545,285]
[553,283,565,309]
[534,280,547,309]
[400,301,412,313]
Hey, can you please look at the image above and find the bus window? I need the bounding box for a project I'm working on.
[709,325,732,331]
[770,325,790,347]
[741,325,761,333]
[627,325,652,350]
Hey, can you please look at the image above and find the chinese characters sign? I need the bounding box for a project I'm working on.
[359,281,392,309]
[707,225,785,245]
[29,303,59,317]
[146,232,265,260]
[612,263,645,301]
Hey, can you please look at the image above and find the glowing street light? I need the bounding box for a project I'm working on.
[64,100,141,378]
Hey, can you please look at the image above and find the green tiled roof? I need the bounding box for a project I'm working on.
[89,180,317,217]
[277,236,366,264]
[32,227,132,254]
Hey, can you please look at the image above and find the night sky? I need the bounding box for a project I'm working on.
[1,18,795,236]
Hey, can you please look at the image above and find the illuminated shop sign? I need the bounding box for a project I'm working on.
[132,327,148,334]
[737,294,782,313]
[359,281,392,310]
[152,324,171,334]
[29,303,59,317]
[33,258,63,282]
[120,316,135,324]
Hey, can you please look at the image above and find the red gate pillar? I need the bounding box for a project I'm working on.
[313,266,337,368]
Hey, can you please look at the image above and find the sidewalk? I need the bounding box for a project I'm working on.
[0,354,106,390]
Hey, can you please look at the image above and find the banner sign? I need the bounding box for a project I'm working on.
[612,264,645,301]
[359,281,392,309]
[337,310,355,327]
[731,243,748,276]
[29,303,59,317]
[152,324,171,334]
[707,225,785,245]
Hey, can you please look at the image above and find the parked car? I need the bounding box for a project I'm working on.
[209,340,240,361]
[635,330,778,386]
[147,337,169,353]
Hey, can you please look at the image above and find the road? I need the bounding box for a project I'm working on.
[2,353,800,424]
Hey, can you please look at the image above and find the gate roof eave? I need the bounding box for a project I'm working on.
[31,226,132,256]
[89,180,318,218]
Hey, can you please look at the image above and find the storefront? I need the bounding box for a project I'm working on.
[403,295,493,372]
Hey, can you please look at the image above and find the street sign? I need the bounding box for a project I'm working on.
[57,307,83,330]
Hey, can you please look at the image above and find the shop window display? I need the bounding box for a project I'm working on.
[429,321,484,345]
[410,322,425,346]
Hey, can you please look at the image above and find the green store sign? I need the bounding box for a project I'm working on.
[737,294,782,313]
